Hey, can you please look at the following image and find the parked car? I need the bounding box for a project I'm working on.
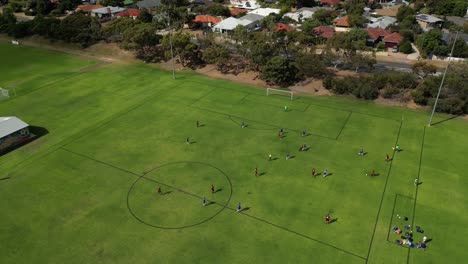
[392,46,398,53]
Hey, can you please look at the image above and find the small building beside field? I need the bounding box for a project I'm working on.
[0,117,31,153]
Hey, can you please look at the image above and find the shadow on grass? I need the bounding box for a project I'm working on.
[329,218,338,224]
[259,172,266,176]
[0,126,49,157]
[240,207,250,212]
[430,115,459,126]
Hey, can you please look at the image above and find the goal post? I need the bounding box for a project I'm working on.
[266,88,294,101]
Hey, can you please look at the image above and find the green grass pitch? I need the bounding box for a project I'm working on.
[0,42,467,263]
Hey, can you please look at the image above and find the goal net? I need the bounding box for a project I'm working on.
[0,88,9,101]
[266,88,293,101]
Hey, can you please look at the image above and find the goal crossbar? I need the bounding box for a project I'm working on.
[266,88,293,100]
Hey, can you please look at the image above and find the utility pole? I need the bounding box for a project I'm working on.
[167,11,176,80]
[428,31,459,126]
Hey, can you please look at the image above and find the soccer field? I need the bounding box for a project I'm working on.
[0,42,467,264]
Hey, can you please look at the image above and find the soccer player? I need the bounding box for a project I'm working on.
[186,137,190,144]
[278,131,282,140]
[359,148,364,156]
[237,202,241,212]
[370,169,375,176]
[395,145,400,152]
[157,186,161,195]
[286,152,290,160]
[196,120,199,128]
[414,178,418,186]
[280,128,284,133]
[323,169,328,177]
[284,105,288,112]
[385,154,390,161]
[302,129,306,137]
[255,167,258,177]
[269,154,272,161]
[203,197,206,206]
[241,120,245,128]
[312,168,316,177]
[211,184,215,194]
[325,214,331,224]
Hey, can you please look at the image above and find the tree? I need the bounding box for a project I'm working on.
[322,47,344,70]
[0,8,17,33]
[58,13,101,47]
[123,23,161,49]
[100,0,124,7]
[102,17,140,43]
[58,0,82,13]
[26,0,54,16]
[295,53,329,79]
[396,5,415,22]
[312,9,335,25]
[347,13,366,27]
[32,15,61,39]
[412,61,437,79]
[260,56,298,86]
[9,21,33,38]
[451,38,468,58]
[347,53,376,72]
[137,9,153,23]
[161,30,200,67]
[399,39,413,54]
[231,25,249,44]
[202,43,230,70]
[136,45,164,63]
[206,3,230,17]
[416,29,445,57]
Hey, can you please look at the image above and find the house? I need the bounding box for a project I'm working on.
[284,7,324,23]
[333,15,349,31]
[313,25,335,39]
[383,32,403,48]
[415,14,443,31]
[136,0,161,10]
[115,8,141,19]
[320,0,341,7]
[367,16,397,29]
[91,6,126,19]
[75,4,103,14]
[274,23,293,32]
[212,13,264,33]
[193,15,221,27]
[366,27,390,46]
[235,0,260,10]
[0,117,31,153]
[248,8,280,17]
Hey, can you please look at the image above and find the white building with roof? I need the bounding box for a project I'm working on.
[284,7,324,23]
[367,16,397,29]
[213,13,264,33]
[91,6,126,18]
[0,116,31,152]
[248,8,280,17]
[235,0,260,10]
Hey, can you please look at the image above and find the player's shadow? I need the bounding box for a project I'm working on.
[289,155,296,159]
[425,238,432,243]
[241,207,250,212]
[259,172,266,176]
[326,173,333,176]
[199,124,206,127]
[189,141,197,144]
[371,173,380,176]
[162,191,173,195]
[416,181,423,186]
[329,218,338,224]
[214,188,222,193]
[206,201,215,206]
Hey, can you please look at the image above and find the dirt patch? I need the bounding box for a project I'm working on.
[290,79,331,96]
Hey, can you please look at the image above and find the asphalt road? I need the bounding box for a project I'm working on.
[375,60,445,73]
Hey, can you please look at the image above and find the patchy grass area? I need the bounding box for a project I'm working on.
[1,43,467,264]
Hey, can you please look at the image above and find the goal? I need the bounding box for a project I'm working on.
[266,88,294,101]
[0,88,10,101]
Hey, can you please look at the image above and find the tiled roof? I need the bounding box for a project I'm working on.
[275,23,293,32]
[383,32,403,43]
[366,27,390,40]
[193,15,221,24]
[115,8,141,17]
[230,7,248,16]
[333,16,349,27]
[76,4,103,12]
[313,25,335,39]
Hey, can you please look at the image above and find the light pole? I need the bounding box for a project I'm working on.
[428,31,459,126]
[167,11,176,80]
